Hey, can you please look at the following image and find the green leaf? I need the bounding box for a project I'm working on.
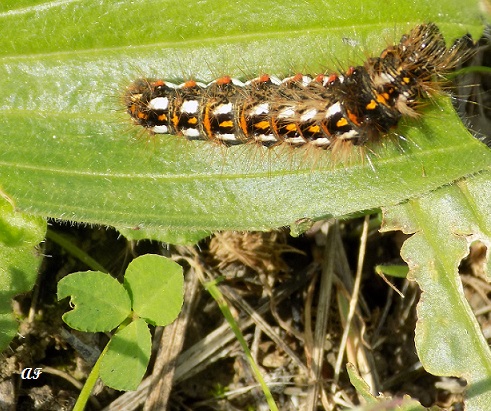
[117,226,210,247]
[346,363,378,405]
[0,194,45,293]
[99,317,151,391]
[124,254,184,326]
[0,0,487,242]
[57,271,132,332]
[375,264,409,278]
[0,311,20,353]
[0,193,46,351]
[346,363,427,410]
[381,170,491,410]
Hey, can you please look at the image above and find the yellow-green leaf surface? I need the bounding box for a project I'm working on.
[382,171,491,410]
[123,254,184,326]
[0,0,488,242]
[99,317,152,391]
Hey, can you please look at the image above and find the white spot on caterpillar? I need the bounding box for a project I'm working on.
[181,100,199,114]
[148,97,169,111]
[163,82,177,89]
[213,103,233,115]
[151,125,168,133]
[255,134,278,143]
[337,130,359,140]
[278,107,295,119]
[183,128,200,137]
[300,75,312,86]
[380,72,395,83]
[311,138,331,147]
[325,102,342,118]
[300,108,317,122]
[216,133,238,142]
[231,78,245,87]
[249,103,269,115]
[284,136,305,145]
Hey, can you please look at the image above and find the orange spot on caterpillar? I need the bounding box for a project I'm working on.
[347,110,361,126]
[254,121,270,130]
[219,120,233,128]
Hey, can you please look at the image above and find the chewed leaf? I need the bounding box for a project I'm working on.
[57,271,132,332]
[382,171,491,410]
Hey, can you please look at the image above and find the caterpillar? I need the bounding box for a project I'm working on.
[124,23,469,151]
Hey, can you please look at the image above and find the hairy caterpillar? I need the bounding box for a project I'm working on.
[124,23,469,151]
